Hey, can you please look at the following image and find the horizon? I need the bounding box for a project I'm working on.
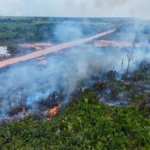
[0,16,144,21]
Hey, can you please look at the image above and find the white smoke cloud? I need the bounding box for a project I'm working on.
[0,0,149,19]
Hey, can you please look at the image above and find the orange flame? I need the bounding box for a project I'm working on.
[50,104,61,115]
[47,117,52,120]
[47,104,61,120]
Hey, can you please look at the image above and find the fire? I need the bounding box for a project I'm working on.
[47,104,61,120]
[50,104,61,115]
[47,117,52,120]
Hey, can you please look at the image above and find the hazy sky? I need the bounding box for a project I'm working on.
[0,0,149,19]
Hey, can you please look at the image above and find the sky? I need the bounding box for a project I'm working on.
[0,0,149,19]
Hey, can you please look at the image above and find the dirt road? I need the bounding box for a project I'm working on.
[0,29,116,68]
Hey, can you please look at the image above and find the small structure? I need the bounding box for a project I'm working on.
[0,46,11,58]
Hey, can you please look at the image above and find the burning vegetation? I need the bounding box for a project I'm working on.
[1,44,150,120]
[49,104,61,115]
[47,104,61,120]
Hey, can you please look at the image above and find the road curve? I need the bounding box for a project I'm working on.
[0,29,116,68]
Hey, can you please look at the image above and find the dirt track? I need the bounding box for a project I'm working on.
[0,29,116,68]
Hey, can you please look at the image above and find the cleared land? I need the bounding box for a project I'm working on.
[0,29,116,68]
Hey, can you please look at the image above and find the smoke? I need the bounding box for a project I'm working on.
[0,22,126,116]
[0,0,150,117]
[0,0,150,19]
[53,22,83,43]
[0,18,150,117]
[0,44,150,116]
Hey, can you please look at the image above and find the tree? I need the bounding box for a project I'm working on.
[125,49,134,82]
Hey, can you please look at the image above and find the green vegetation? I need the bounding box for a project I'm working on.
[0,20,56,45]
[1,89,150,149]
[0,17,116,45]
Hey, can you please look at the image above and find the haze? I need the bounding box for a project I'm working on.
[0,0,149,19]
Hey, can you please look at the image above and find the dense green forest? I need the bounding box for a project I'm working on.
[0,19,56,44]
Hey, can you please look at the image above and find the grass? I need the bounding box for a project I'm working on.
[1,89,150,149]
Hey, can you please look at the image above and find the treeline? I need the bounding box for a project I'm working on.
[0,22,56,44]
[0,16,136,24]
